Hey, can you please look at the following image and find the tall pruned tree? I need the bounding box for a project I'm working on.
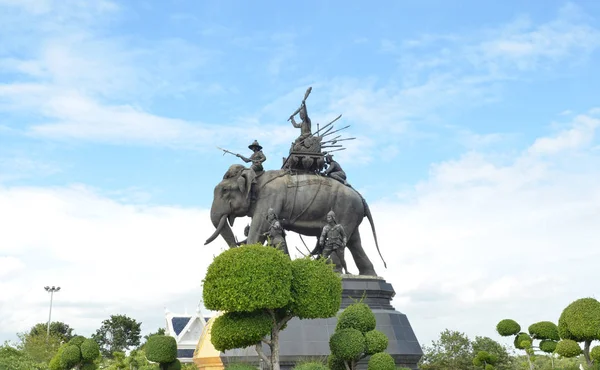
[496,319,560,370]
[92,314,142,358]
[555,297,600,367]
[202,244,342,370]
[327,302,393,370]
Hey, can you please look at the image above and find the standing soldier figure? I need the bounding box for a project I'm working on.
[237,140,266,175]
[264,208,289,256]
[318,210,349,274]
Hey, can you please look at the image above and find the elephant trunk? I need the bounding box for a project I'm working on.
[205,213,237,247]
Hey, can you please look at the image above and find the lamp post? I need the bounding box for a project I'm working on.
[44,286,60,338]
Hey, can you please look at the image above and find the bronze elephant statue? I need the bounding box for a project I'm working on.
[205,164,385,276]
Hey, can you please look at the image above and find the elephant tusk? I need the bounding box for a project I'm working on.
[205,214,228,245]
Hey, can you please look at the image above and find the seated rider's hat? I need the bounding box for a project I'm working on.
[248,140,263,150]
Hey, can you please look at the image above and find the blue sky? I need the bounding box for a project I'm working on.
[1,0,600,352]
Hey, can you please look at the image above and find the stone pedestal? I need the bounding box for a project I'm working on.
[212,275,422,370]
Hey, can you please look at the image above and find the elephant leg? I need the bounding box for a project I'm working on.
[347,229,377,276]
[247,218,269,245]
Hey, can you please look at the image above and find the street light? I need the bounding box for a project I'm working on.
[44,286,61,338]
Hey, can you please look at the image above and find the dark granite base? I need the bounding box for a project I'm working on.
[220,276,422,370]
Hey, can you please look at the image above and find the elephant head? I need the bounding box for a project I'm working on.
[205,164,257,247]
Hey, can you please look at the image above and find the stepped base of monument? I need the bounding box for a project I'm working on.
[206,276,422,370]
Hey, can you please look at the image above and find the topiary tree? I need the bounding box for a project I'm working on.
[555,297,600,367]
[496,319,559,370]
[366,352,395,370]
[203,244,342,370]
[145,335,181,370]
[472,351,498,370]
[328,302,391,370]
[48,336,100,370]
[292,362,328,370]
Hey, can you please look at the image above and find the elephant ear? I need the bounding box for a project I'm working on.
[238,169,256,200]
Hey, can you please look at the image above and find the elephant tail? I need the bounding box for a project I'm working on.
[361,195,387,269]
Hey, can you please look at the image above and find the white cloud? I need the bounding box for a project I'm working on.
[2,110,600,347]
[0,183,222,338]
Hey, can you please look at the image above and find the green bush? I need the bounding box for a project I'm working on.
[557,298,600,342]
[211,311,272,351]
[68,336,86,347]
[145,335,177,364]
[590,346,600,362]
[164,359,182,370]
[367,352,395,370]
[225,363,258,370]
[293,361,328,370]
[484,364,494,370]
[327,355,346,370]
[290,257,342,319]
[365,330,388,355]
[336,303,376,333]
[80,362,97,370]
[496,319,521,336]
[329,328,366,361]
[203,244,293,312]
[80,338,100,361]
[528,321,560,341]
[555,339,582,358]
[514,333,532,349]
[60,344,82,369]
[539,339,558,353]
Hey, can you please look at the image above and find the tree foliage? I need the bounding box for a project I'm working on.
[473,351,498,369]
[328,302,390,370]
[29,322,75,343]
[145,335,180,370]
[48,335,100,370]
[203,245,342,370]
[92,314,142,358]
[557,297,600,366]
[496,319,521,337]
[366,352,395,370]
[0,342,46,370]
[555,339,582,358]
[420,331,513,370]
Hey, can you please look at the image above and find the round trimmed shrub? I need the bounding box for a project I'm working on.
[225,364,258,370]
[367,352,395,370]
[327,355,346,370]
[293,362,328,370]
[68,335,86,347]
[365,330,388,355]
[80,338,100,361]
[496,319,521,336]
[336,303,376,333]
[485,364,494,370]
[165,359,182,370]
[557,298,600,342]
[555,339,582,358]
[146,335,177,364]
[329,328,366,361]
[528,321,560,341]
[81,362,97,370]
[590,346,600,362]
[60,344,82,369]
[203,244,293,312]
[514,332,532,349]
[539,340,558,353]
[290,257,342,319]
[211,311,272,352]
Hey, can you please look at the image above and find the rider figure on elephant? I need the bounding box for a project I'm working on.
[237,140,266,175]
